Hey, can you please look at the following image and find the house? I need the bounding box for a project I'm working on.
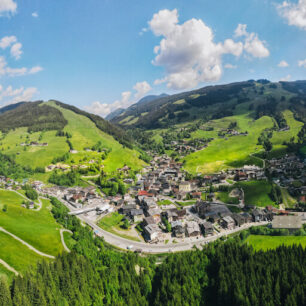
[252,209,265,222]
[232,213,246,227]
[200,221,214,236]
[185,221,201,237]
[130,209,144,222]
[179,181,192,193]
[120,204,137,215]
[144,224,162,241]
[143,216,156,227]
[241,212,252,223]
[172,221,185,238]
[272,215,302,230]
[221,216,235,230]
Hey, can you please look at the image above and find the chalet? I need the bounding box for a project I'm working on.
[120,204,137,215]
[144,224,162,241]
[200,221,214,236]
[130,209,144,222]
[252,209,265,222]
[241,212,252,223]
[179,181,192,193]
[185,221,201,237]
[143,216,156,227]
[272,215,302,230]
[232,213,246,226]
[171,221,185,238]
[221,216,235,230]
[117,165,131,174]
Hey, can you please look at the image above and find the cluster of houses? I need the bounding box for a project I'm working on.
[164,139,210,156]
[219,129,248,138]
[267,154,306,202]
[20,142,48,147]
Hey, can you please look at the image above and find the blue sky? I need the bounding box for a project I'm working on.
[0,0,305,116]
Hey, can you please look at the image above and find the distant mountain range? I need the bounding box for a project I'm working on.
[105,93,168,120]
[109,80,306,129]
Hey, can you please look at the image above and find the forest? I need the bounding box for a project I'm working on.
[0,197,305,306]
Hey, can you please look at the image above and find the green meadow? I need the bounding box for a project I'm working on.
[0,231,45,276]
[183,110,302,174]
[0,190,63,256]
[98,212,141,242]
[235,180,275,207]
[245,235,306,251]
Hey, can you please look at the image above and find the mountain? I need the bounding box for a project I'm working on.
[105,108,125,121]
[0,100,145,175]
[0,101,26,114]
[106,93,168,122]
[110,80,306,128]
[136,93,169,106]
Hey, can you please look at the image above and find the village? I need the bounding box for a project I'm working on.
[0,145,306,243]
[2,148,305,247]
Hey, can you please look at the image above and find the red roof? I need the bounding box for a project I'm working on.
[138,190,153,197]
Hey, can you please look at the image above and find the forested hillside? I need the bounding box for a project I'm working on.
[0,195,304,305]
[111,80,306,128]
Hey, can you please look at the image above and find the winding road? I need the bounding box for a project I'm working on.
[0,259,19,276]
[60,229,73,253]
[78,214,268,253]
[0,227,55,259]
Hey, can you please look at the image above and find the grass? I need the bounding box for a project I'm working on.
[245,235,306,251]
[184,114,273,174]
[157,199,173,206]
[235,180,275,207]
[183,110,303,175]
[0,101,145,179]
[98,212,141,242]
[0,190,64,256]
[215,191,239,204]
[0,263,15,283]
[175,200,196,206]
[63,231,76,250]
[0,231,46,276]
[280,188,297,208]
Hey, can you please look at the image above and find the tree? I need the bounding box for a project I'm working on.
[0,278,12,306]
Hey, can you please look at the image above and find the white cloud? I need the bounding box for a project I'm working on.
[32,12,38,18]
[298,59,306,67]
[224,63,237,69]
[0,56,43,77]
[10,42,22,59]
[85,81,152,117]
[133,81,152,100]
[0,85,38,106]
[29,66,43,74]
[280,74,291,81]
[0,0,17,16]
[0,35,17,49]
[278,0,306,30]
[278,60,289,67]
[148,10,268,90]
[139,27,148,36]
[235,24,270,58]
[234,24,248,37]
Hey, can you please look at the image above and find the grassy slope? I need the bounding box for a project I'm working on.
[98,212,141,242]
[0,263,15,283]
[184,114,271,174]
[245,235,306,251]
[236,180,275,207]
[0,190,63,255]
[1,128,68,169]
[0,231,45,275]
[183,109,302,174]
[49,102,145,173]
[0,102,145,177]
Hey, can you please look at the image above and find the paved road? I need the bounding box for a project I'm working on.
[0,227,55,259]
[0,259,19,276]
[60,229,73,253]
[79,215,268,253]
[58,197,269,254]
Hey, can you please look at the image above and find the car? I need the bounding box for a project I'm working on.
[127,245,134,250]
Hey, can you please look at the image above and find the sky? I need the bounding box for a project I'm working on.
[0,0,305,117]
